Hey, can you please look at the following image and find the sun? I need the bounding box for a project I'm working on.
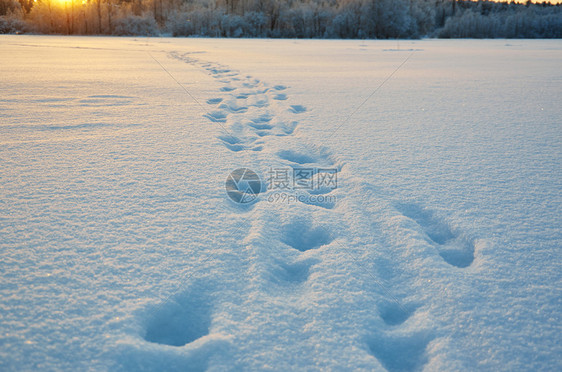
[51,0,73,7]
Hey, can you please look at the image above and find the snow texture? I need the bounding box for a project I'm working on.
[0,36,561,371]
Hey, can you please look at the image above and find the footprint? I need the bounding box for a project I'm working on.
[270,260,313,285]
[367,332,433,372]
[281,219,333,252]
[253,99,269,108]
[377,301,416,326]
[281,121,298,135]
[218,103,248,113]
[144,289,211,347]
[255,131,272,137]
[220,86,236,92]
[273,85,287,91]
[204,111,228,123]
[395,203,475,268]
[221,142,245,152]
[273,93,287,101]
[243,82,257,88]
[249,123,274,130]
[208,68,231,75]
[207,98,223,105]
[251,114,273,124]
[289,105,307,114]
[217,134,242,145]
[217,135,245,152]
[277,149,316,165]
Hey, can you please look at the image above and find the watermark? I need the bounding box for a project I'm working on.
[266,167,337,191]
[267,192,337,205]
[225,168,263,204]
[226,167,337,204]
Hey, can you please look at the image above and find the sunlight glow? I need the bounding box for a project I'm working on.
[53,0,71,7]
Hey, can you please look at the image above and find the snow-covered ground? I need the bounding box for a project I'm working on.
[0,36,560,371]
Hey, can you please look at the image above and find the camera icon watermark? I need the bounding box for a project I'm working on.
[225,168,263,204]
[226,167,337,204]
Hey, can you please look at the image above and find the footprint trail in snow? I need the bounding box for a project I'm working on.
[141,50,478,370]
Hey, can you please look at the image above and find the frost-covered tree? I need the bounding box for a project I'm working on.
[1,0,561,38]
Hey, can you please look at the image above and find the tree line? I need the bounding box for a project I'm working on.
[1,0,561,38]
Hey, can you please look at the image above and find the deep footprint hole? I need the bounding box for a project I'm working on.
[395,203,455,245]
[277,150,316,165]
[249,123,274,130]
[206,98,223,104]
[289,105,307,114]
[251,115,273,123]
[281,219,333,252]
[222,142,245,152]
[378,301,417,326]
[204,111,227,123]
[368,332,432,372]
[395,203,475,268]
[144,291,211,347]
[219,104,248,113]
[255,131,272,137]
[217,134,241,145]
[438,239,475,268]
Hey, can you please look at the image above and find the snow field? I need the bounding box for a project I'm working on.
[0,36,560,371]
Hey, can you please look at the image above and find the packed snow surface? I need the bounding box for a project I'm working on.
[0,36,561,371]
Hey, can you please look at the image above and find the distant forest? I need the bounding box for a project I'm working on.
[1,0,561,38]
